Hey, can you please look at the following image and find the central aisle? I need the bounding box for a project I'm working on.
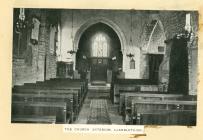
[87,99,111,124]
[74,84,124,124]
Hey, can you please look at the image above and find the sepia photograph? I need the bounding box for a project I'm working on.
[11,8,198,126]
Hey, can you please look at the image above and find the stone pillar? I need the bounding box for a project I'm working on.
[37,10,47,81]
[187,36,198,95]
[158,39,173,92]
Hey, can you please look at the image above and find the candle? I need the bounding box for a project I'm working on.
[20,8,22,15]
[186,13,191,26]
[19,8,22,19]
[185,13,191,32]
[22,8,25,16]
[22,8,25,20]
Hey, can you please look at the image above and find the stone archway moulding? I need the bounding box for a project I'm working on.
[73,17,127,53]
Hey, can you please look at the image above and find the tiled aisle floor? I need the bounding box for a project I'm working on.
[74,86,123,124]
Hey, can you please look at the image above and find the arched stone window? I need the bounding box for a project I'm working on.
[92,33,108,57]
[130,58,135,69]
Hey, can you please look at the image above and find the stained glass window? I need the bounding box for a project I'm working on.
[92,33,108,57]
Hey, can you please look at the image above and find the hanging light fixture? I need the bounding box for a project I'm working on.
[175,12,192,40]
[126,9,134,58]
[15,8,27,33]
[67,9,77,55]
[15,8,28,56]
[19,8,25,21]
[184,13,192,39]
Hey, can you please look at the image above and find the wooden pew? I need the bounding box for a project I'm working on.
[12,78,88,123]
[24,78,88,97]
[13,79,87,119]
[12,115,56,123]
[20,84,84,101]
[12,101,67,124]
[132,100,197,111]
[17,81,86,106]
[12,93,74,123]
[133,109,196,125]
[111,79,158,104]
[47,78,88,93]
[49,78,88,87]
[35,80,86,96]
[119,92,184,115]
[12,88,80,120]
[129,100,197,125]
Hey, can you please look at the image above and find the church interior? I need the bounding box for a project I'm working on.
[11,8,198,125]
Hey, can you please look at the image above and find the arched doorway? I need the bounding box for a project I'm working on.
[76,22,122,83]
[141,19,166,83]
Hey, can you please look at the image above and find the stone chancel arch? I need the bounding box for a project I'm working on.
[73,17,127,53]
[75,21,123,82]
[73,17,127,72]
